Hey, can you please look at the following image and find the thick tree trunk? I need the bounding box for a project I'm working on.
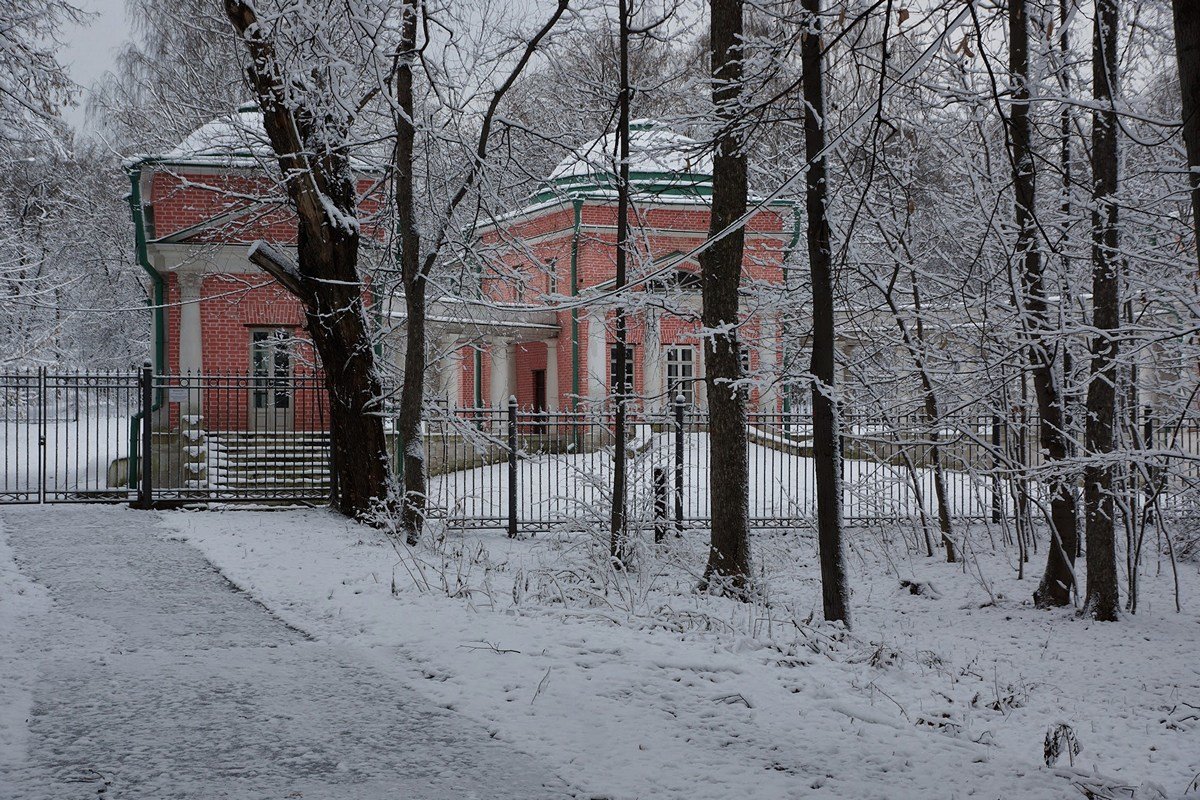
[1175,0,1200,257]
[700,0,752,596]
[1008,0,1080,607]
[1083,0,1122,621]
[226,0,391,519]
[609,0,632,567]
[394,0,426,545]
[802,0,851,627]
[303,232,391,515]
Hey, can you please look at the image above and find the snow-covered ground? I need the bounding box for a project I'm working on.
[147,507,1200,799]
[430,431,1006,528]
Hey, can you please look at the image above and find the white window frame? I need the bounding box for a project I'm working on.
[609,343,635,397]
[666,346,697,406]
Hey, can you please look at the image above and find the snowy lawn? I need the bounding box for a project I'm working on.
[430,431,1006,527]
[164,508,1200,799]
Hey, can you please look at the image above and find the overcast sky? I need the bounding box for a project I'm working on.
[60,0,131,129]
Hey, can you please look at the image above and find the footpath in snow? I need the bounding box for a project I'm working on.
[0,505,566,799]
[164,507,1200,799]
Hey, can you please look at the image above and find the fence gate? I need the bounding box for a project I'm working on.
[1,369,141,504]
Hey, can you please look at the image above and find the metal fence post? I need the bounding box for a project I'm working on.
[137,362,153,509]
[991,414,1002,524]
[674,394,684,534]
[1143,405,1156,523]
[507,396,518,539]
[37,367,47,504]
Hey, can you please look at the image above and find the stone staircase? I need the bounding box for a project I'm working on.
[199,430,332,497]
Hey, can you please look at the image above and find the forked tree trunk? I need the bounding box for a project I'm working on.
[226,0,391,518]
[1008,0,1080,607]
[802,0,851,627]
[1174,0,1200,258]
[391,0,569,545]
[700,0,752,596]
[1084,0,1122,621]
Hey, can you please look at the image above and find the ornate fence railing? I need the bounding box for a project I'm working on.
[3,368,1198,534]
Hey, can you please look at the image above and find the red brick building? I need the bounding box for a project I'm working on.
[126,105,382,432]
[425,121,799,414]
[129,111,797,434]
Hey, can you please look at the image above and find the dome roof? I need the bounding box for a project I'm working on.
[542,120,712,199]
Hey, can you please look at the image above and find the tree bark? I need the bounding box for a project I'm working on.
[609,0,632,567]
[1174,0,1200,259]
[389,0,569,545]
[1083,0,1122,621]
[225,0,391,518]
[909,278,957,563]
[700,0,752,596]
[1007,0,1080,607]
[802,0,851,627]
[394,0,427,545]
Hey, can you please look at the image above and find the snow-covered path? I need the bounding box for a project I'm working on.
[0,506,568,799]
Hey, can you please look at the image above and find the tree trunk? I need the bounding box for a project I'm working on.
[1175,0,1200,258]
[394,0,427,545]
[304,236,392,515]
[609,0,632,567]
[1008,0,1080,607]
[1083,0,1122,621]
[225,0,391,519]
[802,0,851,627]
[909,276,956,562]
[700,0,752,596]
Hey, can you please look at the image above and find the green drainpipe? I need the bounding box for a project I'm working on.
[127,163,167,488]
[569,199,583,449]
[781,202,802,417]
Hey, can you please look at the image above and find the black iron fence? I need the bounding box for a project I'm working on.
[4,369,1200,534]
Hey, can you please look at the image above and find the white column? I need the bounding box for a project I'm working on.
[177,272,204,375]
[758,319,778,413]
[545,337,560,410]
[489,337,512,407]
[441,337,462,408]
[586,311,607,404]
[176,272,205,420]
[643,309,663,410]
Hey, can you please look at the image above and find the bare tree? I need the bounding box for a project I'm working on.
[393,0,571,545]
[700,0,753,596]
[610,0,634,568]
[802,0,850,626]
[1083,0,1122,621]
[224,0,393,517]
[1174,0,1200,258]
[1006,0,1079,607]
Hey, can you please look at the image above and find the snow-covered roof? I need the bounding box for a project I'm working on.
[126,103,383,174]
[158,104,273,166]
[549,120,711,180]
[537,120,713,201]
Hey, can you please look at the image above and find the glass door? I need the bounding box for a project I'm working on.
[250,328,293,430]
